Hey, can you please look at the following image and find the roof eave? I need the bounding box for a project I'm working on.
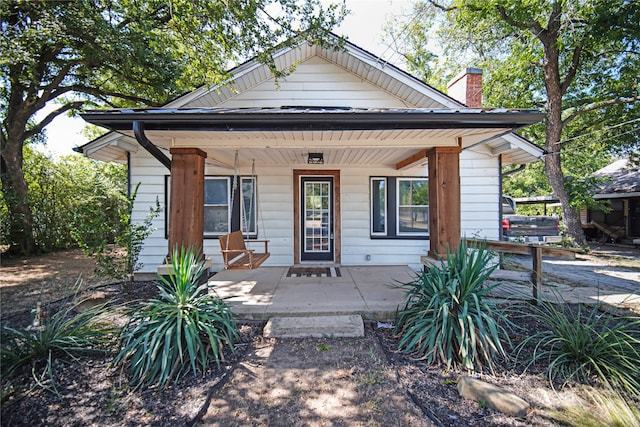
[81,110,545,132]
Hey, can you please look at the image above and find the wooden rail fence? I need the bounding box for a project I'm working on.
[421,239,583,304]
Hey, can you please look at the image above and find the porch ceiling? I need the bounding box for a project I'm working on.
[118,127,513,168]
[80,107,545,168]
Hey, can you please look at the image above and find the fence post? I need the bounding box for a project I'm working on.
[531,246,543,305]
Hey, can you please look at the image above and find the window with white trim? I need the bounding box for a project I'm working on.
[204,177,231,234]
[397,178,429,235]
[240,177,256,235]
[166,176,258,238]
[370,177,428,238]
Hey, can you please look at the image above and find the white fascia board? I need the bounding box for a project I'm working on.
[165,41,311,109]
[83,132,137,158]
[499,132,544,159]
[334,43,462,108]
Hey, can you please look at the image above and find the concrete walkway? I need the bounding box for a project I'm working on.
[501,245,639,311]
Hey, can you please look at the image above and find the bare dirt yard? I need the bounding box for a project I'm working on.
[1,249,638,426]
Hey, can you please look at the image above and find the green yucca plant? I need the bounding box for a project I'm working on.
[1,281,117,391]
[394,240,510,372]
[515,300,640,398]
[113,246,238,389]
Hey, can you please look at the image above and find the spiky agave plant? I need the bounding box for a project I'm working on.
[113,246,238,389]
[394,240,510,372]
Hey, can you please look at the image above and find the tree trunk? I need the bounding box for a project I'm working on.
[1,128,37,255]
[540,31,587,247]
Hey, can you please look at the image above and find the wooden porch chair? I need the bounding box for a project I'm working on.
[219,230,270,269]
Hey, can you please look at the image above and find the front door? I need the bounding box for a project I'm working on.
[300,177,334,262]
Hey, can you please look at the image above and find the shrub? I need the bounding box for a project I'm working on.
[516,301,640,398]
[394,240,510,372]
[74,182,159,288]
[1,283,117,391]
[113,247,238,389]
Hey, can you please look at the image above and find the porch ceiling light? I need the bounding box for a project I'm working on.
[307,152,324,164]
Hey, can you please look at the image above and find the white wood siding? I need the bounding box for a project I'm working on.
[211,57,408,109]
[131,150,501,273]
[460,148,501,241]
[129,150,170,272]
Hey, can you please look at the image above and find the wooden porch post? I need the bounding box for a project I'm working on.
[168,147,207,257]
[427,146,462,258]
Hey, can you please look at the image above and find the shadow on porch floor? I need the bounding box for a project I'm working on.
[208,266,415,321]
[208,263,640,321]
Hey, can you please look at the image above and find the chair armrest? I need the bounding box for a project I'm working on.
[245,239,269,253]
[220,248,254,254]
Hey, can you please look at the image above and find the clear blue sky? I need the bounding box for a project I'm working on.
[39,0,414,156]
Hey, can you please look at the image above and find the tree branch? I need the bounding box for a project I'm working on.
[34,61,80,111]
[24,101,85,140]
[496,5,541,33]
[426,0,456,12]
[562,95,640,125]
[70,85,163,107]
[560,44,583,94]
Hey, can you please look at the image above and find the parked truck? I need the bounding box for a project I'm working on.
[501,196,561,243]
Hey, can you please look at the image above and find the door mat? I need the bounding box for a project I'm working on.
[286,267,341,278]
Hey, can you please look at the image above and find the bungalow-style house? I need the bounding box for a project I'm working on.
[77,36,544,277]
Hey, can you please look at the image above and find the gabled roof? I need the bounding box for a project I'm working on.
[165,36,462,110]
[592,159,640,196]
[515,158,640,204]
[77,35,544,166]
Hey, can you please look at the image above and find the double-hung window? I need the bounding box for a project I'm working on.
[203,176,257,237]
[166,176,257,238]
[370,177,428,238]
[204,177,231,234]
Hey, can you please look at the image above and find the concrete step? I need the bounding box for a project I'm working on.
[263,315,365,338]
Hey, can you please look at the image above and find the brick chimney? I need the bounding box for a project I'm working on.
[446,68,483,107]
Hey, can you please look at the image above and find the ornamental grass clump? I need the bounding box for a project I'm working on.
[113,247,238,389]
[394,240,510,372]
[1,282,117,392]
[515,300,640,398]
[548,386,640,427]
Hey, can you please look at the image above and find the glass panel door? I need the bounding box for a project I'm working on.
[301,177,333,262]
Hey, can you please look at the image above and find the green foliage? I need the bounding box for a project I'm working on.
[0,283,117,392]
[394,240,510,372]
[113,247,238,389]
[515,301,640,399]
[0,147,127,252]
[1,0,345,255]
[74,182,159,284]
[387,0,640,245]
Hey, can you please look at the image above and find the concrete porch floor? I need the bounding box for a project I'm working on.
[208,262,640,321]
[208,266,415,321]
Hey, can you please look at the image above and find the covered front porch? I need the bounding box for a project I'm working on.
[209,265,415,321]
